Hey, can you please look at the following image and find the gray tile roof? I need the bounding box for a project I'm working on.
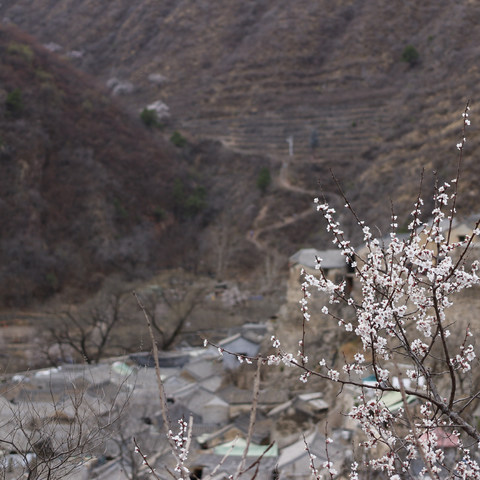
[290,248,346,269]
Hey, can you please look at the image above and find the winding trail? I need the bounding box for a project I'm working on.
[246,157,318,253]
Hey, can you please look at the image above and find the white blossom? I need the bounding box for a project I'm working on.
[263,106,480,480]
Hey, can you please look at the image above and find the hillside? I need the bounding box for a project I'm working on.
[2,6,480,473]
[2,2,480,306]
[1,1,480,229]
[0,24,299,307]
[0,25,186,306]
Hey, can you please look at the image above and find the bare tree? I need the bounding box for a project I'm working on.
[47,290,128,365]
[139,271,208,350]
[206,211,241,280]
[211,218,233,280]
[0,371,129,480]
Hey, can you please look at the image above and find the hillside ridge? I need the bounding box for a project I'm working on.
[2,2,480,304]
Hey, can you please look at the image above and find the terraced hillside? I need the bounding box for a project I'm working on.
[2,1,480,305]
[0,24,296,307]
[1,1,480,220]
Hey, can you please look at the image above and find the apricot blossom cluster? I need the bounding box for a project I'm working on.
[167,418,191,476]
[269,105,480,478]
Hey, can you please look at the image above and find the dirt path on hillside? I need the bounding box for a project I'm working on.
[246,157,318,253]
[277,159,317,197]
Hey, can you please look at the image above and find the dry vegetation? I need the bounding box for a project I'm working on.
[0,25,289,309]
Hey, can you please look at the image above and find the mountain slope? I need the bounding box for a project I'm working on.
[0,25,183,305]
[2,3,480,307]
[0,24,291,307]
[1,0,480,227]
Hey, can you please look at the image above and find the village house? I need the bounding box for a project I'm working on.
[217,332,263,370]
[277,427,350,480]
[188,443,278,480]
[0,321,359,480]
[287,248,354,305]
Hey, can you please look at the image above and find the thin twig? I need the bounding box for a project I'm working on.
[234,358,262,480]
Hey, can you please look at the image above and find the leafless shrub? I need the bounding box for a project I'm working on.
[0,368,130,480]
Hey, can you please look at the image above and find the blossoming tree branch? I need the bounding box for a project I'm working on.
[265,103,480,479]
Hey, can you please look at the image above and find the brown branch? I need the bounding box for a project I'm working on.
[234,359,262,480]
